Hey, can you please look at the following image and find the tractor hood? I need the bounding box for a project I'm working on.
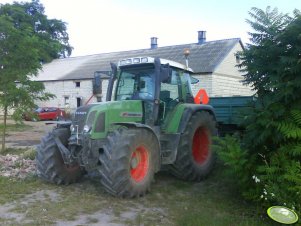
[71,100,143,139]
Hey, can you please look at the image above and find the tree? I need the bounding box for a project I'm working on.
[0,0,72,151]
[240,7,301,152]
[239,8,301,213]
[0,0,72,61]
[216,7,301,216]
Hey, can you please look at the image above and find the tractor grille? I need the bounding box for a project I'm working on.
[72,105,92,133]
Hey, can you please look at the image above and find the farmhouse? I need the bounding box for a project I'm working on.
[33,31,253,110]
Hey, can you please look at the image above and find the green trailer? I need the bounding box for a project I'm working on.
[209,96,254,135]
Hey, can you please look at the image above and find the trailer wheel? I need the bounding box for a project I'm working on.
[169,111,217,181]
[99,127,159,198]
[36,128,84,184]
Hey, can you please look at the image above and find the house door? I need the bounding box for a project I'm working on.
[76,97,82,107]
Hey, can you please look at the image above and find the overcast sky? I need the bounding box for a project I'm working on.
[0,0,300,57]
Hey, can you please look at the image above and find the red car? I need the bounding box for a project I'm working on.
[24,107,66,121]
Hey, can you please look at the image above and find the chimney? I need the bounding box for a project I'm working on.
[150,37,158,49]
[198,31,206,44]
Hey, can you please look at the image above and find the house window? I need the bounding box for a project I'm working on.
[235,54,241,64]
[75,81,80,87]
[64,96,69,106]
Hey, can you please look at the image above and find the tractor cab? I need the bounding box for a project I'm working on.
[108,57,196,126]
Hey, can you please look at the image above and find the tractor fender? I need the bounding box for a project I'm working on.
[112,122,161,172]
[178,104,216,134]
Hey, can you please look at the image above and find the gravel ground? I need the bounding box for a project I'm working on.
[1,120,55,178]
[0,154,35,178]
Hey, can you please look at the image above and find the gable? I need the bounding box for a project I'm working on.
[214,42,244,78]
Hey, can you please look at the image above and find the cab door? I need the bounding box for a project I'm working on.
[158,69,181,126]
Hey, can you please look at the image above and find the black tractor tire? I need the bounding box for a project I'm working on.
[169,111,217,181]
[99,127,159,198]
[36,128,84,184]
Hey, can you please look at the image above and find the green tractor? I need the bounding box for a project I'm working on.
[36,57,217,197]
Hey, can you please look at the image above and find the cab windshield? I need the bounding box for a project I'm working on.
[115,66,155,101]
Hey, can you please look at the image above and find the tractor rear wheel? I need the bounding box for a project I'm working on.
[99,127,159,198]
[36,128,84,184]
[169,111,217,181]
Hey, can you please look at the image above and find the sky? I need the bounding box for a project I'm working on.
[0,0,300,57]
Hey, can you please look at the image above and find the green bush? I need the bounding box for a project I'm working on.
[215,110,301,219]
[256,110,301,211]
[214,135,251,191]
[217,7,301,222]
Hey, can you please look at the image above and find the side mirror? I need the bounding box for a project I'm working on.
[160,63,172,83]
[93,74,102,95]
[110,62,117,79]
[106,63,118,101]
[94,74,101,86]
[190,76,199,84]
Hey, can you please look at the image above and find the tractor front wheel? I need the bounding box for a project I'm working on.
[99,127,159,198]
[169,111,217,181]
[36,128,84,184]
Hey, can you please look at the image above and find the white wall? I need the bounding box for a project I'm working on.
[190,74,213,97]
[190,73,254,98]
[35,79,109,111]
[210,42,254,97]
[35,70,252,112]
[211,73,254,97]
[215,42,242,77]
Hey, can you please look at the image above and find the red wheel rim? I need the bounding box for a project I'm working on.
[130,146,149,182]
[192,127,209,165]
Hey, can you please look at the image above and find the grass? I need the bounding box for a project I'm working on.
[0,121,277,225]
[149,169,274,226]
[1,147,36,159]
[0,163,277,226]
[0,176,44,205]
[0,122,32,133]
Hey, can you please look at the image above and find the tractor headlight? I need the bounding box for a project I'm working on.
[83,125,91,133]
[70,125,75,133]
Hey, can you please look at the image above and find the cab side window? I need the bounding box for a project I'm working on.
[181,72,195,103]
[160,69,180,102]
[159,69,181,124]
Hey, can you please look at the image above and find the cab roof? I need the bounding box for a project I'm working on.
[118,57,194,73]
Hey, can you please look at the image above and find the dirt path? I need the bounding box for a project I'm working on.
[5,120,55,149]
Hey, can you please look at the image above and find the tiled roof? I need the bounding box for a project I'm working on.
[34,38,242,81]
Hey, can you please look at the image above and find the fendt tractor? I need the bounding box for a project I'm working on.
[36,57,217,197]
